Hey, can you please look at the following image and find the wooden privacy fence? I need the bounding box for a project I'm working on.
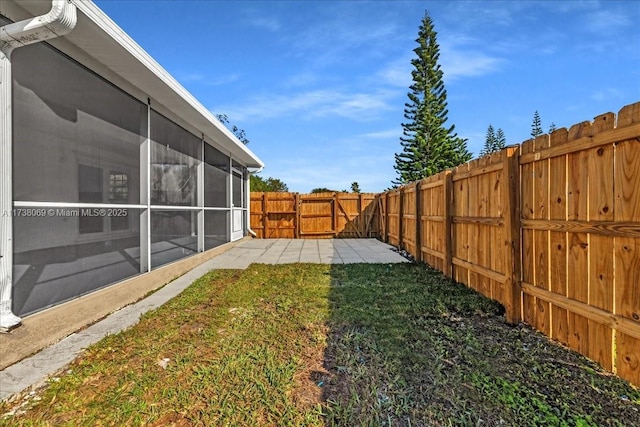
[377,102,640,386]
[250,192,379,238]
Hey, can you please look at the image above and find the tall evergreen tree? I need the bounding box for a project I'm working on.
[531,111,543,138]
[495,128,506,150]
[549,122,557,133]
[480,125,506,156]
[393,12,471,186]
[480,124,497,156]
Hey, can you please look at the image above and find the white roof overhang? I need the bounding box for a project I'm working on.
[1,0,264,169]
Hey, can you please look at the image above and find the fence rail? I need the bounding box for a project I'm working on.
[376,102,640,386]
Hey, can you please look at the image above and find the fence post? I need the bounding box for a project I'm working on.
[359,193,364,237]
[443,171,453,278]
[398,187,404,250]
[262,192,268,238]
[384,192,390,243]
[294,193,300,238]
[331,193,339,237]
[415,181,422,262]
[502,147,522,325]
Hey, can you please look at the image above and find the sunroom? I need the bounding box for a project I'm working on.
[0,0,263,330]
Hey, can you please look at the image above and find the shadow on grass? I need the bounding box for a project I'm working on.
[1,262,639,427]
[320,263,640,427]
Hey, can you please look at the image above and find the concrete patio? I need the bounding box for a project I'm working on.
[0,238,407,401]
[205,238,408,268]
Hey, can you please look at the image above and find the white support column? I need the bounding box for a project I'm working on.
[0,49,21,331]
[245,169,251,236]
[227,156,232,242]
[243,168,248,234]
[139,100,151,273]
[0,0,76,331]
[197,137,204,252]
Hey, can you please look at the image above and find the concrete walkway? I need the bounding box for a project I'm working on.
[0,239,406,401]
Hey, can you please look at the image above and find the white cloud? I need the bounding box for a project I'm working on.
[439,47,503,82]
[377,38,502,88]
[360,128,402,140]
[376,58,412,87]
[206,74,240,86]
[177,72,239,86]
[591,88,624,102]
[246,15,281,32]
[262,128,401,192]
[285,12,402,66]
[543,0,600,13]
[178,73,205,83]
[215,88,395,122]
[283,72,319,88]
[275,154,395,193]
[440,2,523,29]
[583,9,631,33]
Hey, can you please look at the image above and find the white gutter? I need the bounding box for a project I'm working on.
[0,0,77,332]
[0,0,77,51]
[245,167,264,238]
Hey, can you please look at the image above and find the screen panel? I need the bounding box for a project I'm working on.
[204,144,229,207]
[13,208,141,316]
[150,111,201,206]
[205,210,228,250]
[150,210,198,267]
[12,42,145,204]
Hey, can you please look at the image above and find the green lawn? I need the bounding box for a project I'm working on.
[1,263,639,426]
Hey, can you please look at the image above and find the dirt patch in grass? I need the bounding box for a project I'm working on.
[1,263,638,426]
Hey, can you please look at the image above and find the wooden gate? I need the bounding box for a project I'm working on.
[250,192,378,238]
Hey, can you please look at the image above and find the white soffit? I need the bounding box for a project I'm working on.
[2,0,263,169]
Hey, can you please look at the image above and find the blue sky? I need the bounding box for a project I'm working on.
[95,0,640,193]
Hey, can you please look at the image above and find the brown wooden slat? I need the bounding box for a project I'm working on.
[519,122,640,165]
[451,257,507,284]
[521,282,640,341]
[420,179,445,190]
[421,215,445,222]
[300,231,335,235]
[521,219,640,238]
[266,210,296,214]
[421,246,445,260]
[451,161,503,181]
[452,216,504,226]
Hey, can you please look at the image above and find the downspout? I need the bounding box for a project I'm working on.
[0,0,77,332]
[246,167,263,238]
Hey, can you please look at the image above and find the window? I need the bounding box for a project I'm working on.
[109,172,130,231]
[232,170,243,208]
[109,172,129,202]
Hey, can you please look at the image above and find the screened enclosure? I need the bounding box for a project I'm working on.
[9,37,250,317]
